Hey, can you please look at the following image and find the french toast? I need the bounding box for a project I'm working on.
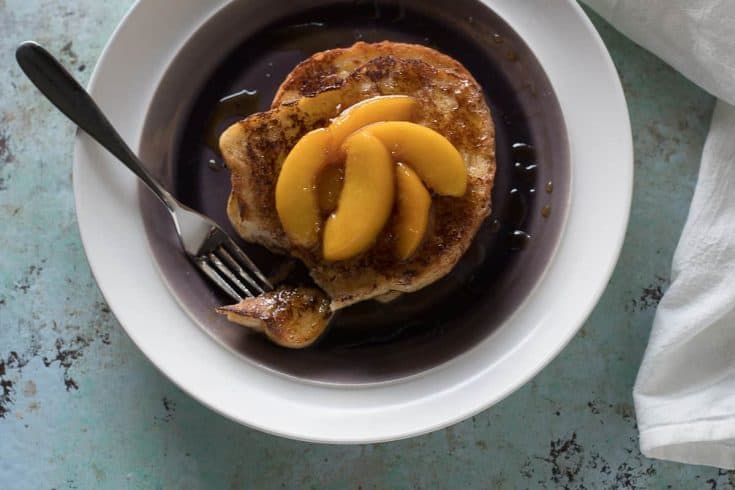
[220,43,495,310]
[273,41,482,105]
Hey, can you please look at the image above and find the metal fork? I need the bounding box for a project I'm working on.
[16,41,272,302]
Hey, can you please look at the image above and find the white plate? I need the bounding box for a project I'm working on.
[73,0,632,443]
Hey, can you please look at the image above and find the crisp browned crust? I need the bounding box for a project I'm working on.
[216,287,331,348]
[273,41,482,106]
[220,43,495,310]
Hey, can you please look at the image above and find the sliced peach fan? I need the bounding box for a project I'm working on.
[275,95,468,261]
[275,95,417,249]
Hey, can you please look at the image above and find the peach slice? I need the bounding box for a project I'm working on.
[323,131,395,261]
[363,121,467,196]
[329,95,417,152]
[394,162,431,260]
[275,128,332,248]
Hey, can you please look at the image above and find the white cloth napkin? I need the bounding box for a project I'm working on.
[581,0,735,468]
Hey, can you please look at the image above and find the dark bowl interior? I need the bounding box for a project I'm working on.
[139,0,569,384]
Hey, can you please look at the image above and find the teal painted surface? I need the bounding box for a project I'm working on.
[0,1,732,488]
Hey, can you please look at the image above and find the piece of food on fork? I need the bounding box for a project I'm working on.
[217,287,332,348]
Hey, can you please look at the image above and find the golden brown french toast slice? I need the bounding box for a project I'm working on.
[220,49,495,310]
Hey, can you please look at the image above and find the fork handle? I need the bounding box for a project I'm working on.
[15,41,176,211]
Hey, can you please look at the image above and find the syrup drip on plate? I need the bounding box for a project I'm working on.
[203,89,260,168]
[507,188,528,228]
[508,230,531,251]
[494,142,554,240]
[511,142,535,163]
[489,142,546,251]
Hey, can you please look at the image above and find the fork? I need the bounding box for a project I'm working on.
[16,41,272,302]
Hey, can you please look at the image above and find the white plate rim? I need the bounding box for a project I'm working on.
[73,0,632,443]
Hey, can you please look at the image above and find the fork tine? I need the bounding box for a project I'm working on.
[217,247,266,295]
[194,257,242,302]
[222,237,273,291]
[208,252,254,298]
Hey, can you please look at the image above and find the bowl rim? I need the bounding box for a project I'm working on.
[73,0,632,443]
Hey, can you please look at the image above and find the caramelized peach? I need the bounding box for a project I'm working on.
[363,121,467,196]
[329,95,417,151]
[323,131,395,261]
[317,164,344,214]
[275,128,332,247]
[394,163,431,260]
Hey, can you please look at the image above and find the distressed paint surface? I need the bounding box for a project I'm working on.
[0,1,733,488]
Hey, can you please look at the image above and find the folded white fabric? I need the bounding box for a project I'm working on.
[635,101,735,469]
[582,0,735,469]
